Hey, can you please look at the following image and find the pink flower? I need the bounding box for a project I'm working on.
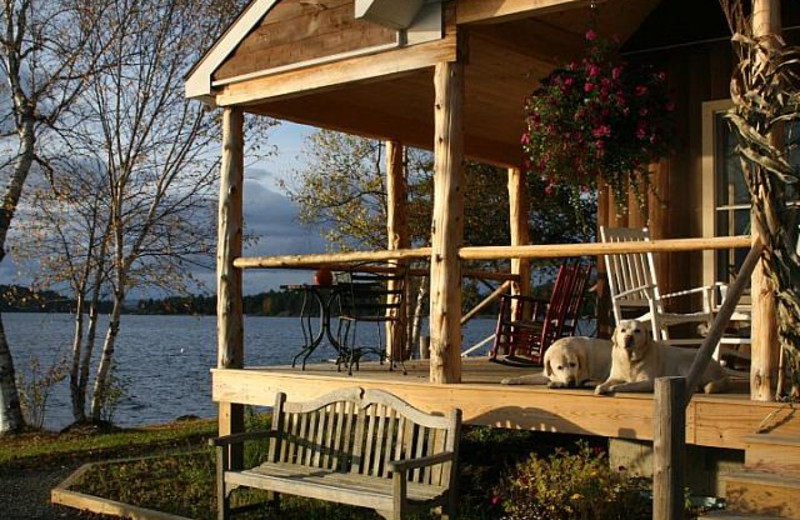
[635,85,648,97]
[585,29,597,41]
[657,71,667,82]
[639,107,649,116]
[587,64,601,77]
[564,77,574,87]
[592,125,611,138]
[636,122,647,140]
[612,67,622,80]
[584,82,595,93]
[491,496,501,506]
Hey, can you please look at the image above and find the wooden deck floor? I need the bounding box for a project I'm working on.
[212,357,798,451]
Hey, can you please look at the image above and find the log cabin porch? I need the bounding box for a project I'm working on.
[186,2,800,512]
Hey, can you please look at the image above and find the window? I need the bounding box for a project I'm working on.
[702,99,800,290]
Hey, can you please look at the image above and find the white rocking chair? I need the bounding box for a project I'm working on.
[600,226,716,347]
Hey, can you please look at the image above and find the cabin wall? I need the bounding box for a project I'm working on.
[629,40,734,306]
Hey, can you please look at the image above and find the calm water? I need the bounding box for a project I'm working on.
[4,312,499,430]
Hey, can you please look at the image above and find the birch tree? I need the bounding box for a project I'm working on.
[0,0,111,434]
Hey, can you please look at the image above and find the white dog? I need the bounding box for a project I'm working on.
[594,319,730,395]
[501,337,613,389]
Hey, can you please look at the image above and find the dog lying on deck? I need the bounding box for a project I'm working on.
[594,319,730,396]
[500,337,613,389]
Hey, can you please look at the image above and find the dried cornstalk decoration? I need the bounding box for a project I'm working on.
[721,1,800,399]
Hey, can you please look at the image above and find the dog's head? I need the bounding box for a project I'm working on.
[544,342,588,388]
[612,319,651,362]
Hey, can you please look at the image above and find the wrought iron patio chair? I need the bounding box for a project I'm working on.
[334,265,406,375]
[490,261,592,365]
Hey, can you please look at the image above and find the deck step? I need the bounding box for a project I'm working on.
[723,471,800,519]
[700,512,786,520]
[744,435,800,476]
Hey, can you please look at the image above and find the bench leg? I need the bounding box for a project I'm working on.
[217,482,230,520]
[442,490,458,520]
[267,491,280,512]
[216,449,230,520]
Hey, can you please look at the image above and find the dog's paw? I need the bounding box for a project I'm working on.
[547,381,566,389]
[501,377,520,385]
[594,385,612,396]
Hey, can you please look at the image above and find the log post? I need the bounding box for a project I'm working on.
[750,0,781,401]
[217,107,245,468]
[508,167,531,325]
[595,184,612,338]
[386,140,409,360]
[429,59,465,384]
[653,376,686,520]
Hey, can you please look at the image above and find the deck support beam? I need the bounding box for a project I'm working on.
[429,58,465,384]
[386,140,409,360]
[750,0,781,402]
[507,167,531,330]
[217,107,245,467]
[508,167,531,296]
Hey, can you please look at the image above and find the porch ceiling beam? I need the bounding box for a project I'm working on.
[457,0,591,25]
[214,36,456,106]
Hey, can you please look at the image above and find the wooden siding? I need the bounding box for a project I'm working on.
[214,0,396,82]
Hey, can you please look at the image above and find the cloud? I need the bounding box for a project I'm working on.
[185,173,328,294]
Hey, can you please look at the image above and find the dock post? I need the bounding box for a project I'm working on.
[653,376,686,520]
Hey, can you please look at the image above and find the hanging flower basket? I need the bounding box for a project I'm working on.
[522,30,677,211]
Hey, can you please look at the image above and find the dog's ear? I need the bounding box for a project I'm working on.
[545,358,554,378]
[576,348,588,379]
[611,326,622,349]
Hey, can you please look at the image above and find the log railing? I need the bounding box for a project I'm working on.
[234,236,751,268]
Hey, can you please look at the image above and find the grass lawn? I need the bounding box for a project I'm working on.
[4,415,678,520]
[60,417,605,520]
[0,419,218,472]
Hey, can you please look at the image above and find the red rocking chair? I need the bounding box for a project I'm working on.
[490,262,592,364]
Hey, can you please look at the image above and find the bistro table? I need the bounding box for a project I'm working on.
[281,284,344,370]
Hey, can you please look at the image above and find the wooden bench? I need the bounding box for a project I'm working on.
[211,387,462,520]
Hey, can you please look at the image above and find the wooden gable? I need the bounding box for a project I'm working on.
[213,0,397,83]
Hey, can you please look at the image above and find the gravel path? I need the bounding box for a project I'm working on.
[0,464,104,520]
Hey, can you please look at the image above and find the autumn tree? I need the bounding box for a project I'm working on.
[283,130,596,350]
[0,0,112,434]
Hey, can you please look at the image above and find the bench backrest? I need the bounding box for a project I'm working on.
[267,388,460,488]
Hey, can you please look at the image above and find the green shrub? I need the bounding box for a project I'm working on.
[494,442,651,520]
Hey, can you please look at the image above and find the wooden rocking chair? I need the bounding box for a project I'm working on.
[490,262,592,364]
[600,226,716,346]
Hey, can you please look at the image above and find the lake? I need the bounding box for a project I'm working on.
[4,312,499,431]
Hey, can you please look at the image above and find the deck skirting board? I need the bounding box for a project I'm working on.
[211,364,800,451]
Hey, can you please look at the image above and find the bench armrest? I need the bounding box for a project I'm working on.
[209,430,277,447]
[388,451,455,474]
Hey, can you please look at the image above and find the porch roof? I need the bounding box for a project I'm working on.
[186,0,660,167]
